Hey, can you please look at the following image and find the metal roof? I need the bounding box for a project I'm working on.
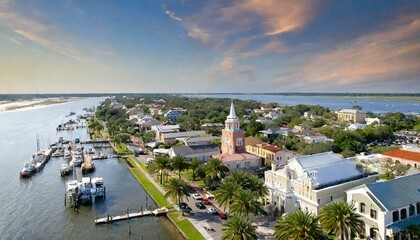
[366,173,420,211]
[171,144,220,156]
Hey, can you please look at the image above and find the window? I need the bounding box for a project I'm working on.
[318,199,320,204]
[371,209,377,219]
[359,224,366,239]
[409,205,415,217]
[370,227,377,239]
[360,203,366,213]
[330,196,333,201]
[417,202,420,215]
[401,208,407,220]
[392,210,399,222]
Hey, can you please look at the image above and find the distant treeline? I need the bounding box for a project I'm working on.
[1,92,419,101]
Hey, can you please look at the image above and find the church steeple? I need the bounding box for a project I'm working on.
[225,101,240,131]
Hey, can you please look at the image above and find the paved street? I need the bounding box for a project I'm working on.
[127,144,275,240]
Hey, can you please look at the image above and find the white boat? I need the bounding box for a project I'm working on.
[63,150,71,159]
[73,155,82,166]
[65,179,79,208]
[79,177,93,205]
[60,163,72,177]
[20,162,34,177]
[91,177,105,198]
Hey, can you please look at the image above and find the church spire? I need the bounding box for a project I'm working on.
[228,100,237,119]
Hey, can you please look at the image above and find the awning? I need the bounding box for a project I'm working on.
[386,215,420,233]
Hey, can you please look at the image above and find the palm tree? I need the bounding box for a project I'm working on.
[164,178,190,208]
[147,156,170,184]
[214,181,239,211]
[274,211,325,240]
[243,175,268,202]
[230,190,267,217]
[226,171,248,185]
[319,201,363,240]
[205,158,229,188]
[170,155,189,179]
[221,214,257,240]
[190,157,201,180]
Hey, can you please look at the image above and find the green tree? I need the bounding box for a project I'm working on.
[319,202,363,240]
[230,190,266,216]
[274,211,325,240]
[214,181,239,211]
[190,157,201,180]
[221,214,257,240]
[164,178,190,209]
[170,155,189,179]
[147,156,170,184]
[205,158,229,188]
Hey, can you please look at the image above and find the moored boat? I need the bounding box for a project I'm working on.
[60,163,72,177]
[20,162,34,178]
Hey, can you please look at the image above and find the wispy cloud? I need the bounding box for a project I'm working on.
[274,14,420,91]
[165,10,182,22]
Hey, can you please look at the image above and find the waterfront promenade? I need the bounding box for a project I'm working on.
[128,155,214,240]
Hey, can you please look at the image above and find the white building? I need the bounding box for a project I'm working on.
[366,117,382,125]
[169,144,220,162]
[303,135,334,144]
[346,123,367,131]
[265,152,378,215]
[346,173,420,240]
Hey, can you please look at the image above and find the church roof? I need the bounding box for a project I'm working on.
[226,101,239,124]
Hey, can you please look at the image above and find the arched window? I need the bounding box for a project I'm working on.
[392,210,399,222]
[417,202,420,215]
[409,204,415,217]
[401,208,407,220]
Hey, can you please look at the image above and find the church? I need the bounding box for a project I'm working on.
[212,101,261,171]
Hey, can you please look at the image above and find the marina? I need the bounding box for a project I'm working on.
[1,98,182,239]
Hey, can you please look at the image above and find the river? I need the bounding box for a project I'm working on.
[0,98,182,240]
[185,94,420,115]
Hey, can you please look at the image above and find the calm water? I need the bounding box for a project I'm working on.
[186,94,420,114]
[0,98,182,240]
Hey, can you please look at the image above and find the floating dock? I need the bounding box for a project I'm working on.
[94,207,169,224]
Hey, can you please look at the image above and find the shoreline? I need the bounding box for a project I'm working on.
[0,98,77,112]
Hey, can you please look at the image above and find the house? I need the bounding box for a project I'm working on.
[265,152,379,215]
[110,100,126,109]
[164,109,186,122]
[366,117,382,125]
[201,123,224,130]
[346,173,420,240]
[246,143,299,167]
[182,136,215,146]
[264,111,284,120]
[126,108,143,117]
[261,105,274,111]
[303,134,334,144]
[346,123,367,131]
[213,102,261,172]
[151,125,180,141]
[149,107,164,116]
[259,127,294,138]
[337,109,365,123]
[169,144,221,162]
[382,146,420,168]
[153,99,166,103]
[136,117,162,129]
[256,117,275,125]
[160,130,206,143]
[304,111,316,118]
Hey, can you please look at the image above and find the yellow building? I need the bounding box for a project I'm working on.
[337,109,365,123]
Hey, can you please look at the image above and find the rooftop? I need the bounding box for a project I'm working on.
[366,173,420,211]
[162,130,206,139]
[382,149,420,162]
[245,136,264,146]
[171,144,220,156]
[213,153,260,162]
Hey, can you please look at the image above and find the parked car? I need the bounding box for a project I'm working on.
[180,202,192,213]
[202,198,211,205]
[195,202,206,209]
[207,207,218,214]
[205,191,215,199]
[192,193,202,200]
[147,158,155,163]
[219,211,228,220]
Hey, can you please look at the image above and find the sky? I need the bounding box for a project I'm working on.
[0,0,419,93]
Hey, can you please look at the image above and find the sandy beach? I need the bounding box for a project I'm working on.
[0,99,75,112]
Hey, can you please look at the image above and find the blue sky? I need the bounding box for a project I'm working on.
[0,0,419,93]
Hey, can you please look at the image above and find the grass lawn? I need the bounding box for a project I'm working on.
[180,169,206,188]
[168,212,206,240]
[130,168,170,207]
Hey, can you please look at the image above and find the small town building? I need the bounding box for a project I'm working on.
[160,130,206,143]
[265,152,378,216]
[213,102,261,171]
[365,117,382,125]
[169,144,220,162]
[246,143,299,167]
[346,173,420,240]
[303,134,334,144]
[337,109,365,123]
[182,136,215,146]
[346,123,367,131]
[304,111,316,118]
[164,109,186,122]
[382,146,420,169]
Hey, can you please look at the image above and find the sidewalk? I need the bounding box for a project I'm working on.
[131,157,214,240]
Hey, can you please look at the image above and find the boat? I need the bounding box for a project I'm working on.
[63,150,71,159]
[20,162,35,178]
[91,177,106,198]
[88,148,95,154]
[65,179,79,209]
[60,163,72,177]
[73,155,82,167]
[52,150,64,158]
[65,111,76,117]
[78,177,93,205]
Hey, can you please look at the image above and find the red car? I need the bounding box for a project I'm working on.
[219,212,228,220]
[202,198,211,205]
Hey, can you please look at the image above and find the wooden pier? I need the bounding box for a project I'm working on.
[94,207,169,224]
[80,139,110,144]
[81,151,95,173]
